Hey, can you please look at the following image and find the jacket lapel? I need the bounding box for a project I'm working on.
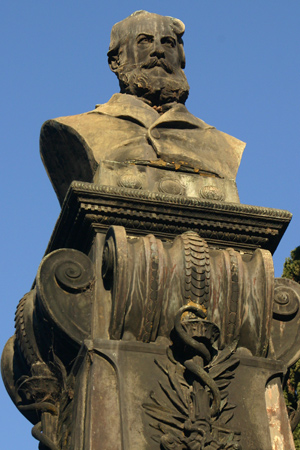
[92,93,159,129]
[92,95,214,131]
[150,103,214,131]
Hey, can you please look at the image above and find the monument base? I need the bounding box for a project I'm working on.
[67,341,294,450]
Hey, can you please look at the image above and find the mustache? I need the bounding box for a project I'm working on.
[141,57,173,74]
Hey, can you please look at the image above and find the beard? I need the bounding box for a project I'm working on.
[117,59,190,106]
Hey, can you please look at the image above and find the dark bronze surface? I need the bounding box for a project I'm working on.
[44,181,292,256]
[40,10,245,206]
[2,10,297,450]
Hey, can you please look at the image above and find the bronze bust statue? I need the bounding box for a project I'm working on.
[2,11,299,450]
[40,11,245,204]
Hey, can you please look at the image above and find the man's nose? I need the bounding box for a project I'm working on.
[150,41,165,58]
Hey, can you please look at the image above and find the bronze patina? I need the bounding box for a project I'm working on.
[2,11,299,450]
[40,11,245,205]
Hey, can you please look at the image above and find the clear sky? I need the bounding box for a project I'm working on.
[1,1,300,448]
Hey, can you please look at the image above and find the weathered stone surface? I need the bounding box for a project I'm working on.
[2,10,298,450]
[44,181,292,257]
[2,220,300,448]
[40,11,245,206]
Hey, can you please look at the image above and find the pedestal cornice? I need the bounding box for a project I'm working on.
[45,181,292,255]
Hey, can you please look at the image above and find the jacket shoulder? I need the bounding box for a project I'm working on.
[40,113,97,206]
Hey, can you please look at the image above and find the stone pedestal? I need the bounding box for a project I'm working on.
[227,354,294,450]
[71,340,168,450]
[68,343,294,450]
[2,182,299,450]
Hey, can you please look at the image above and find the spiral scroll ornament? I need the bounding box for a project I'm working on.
[36,248,94,345]
[273,278,300,318]
[269,277,300,367]
[55,258,93,293]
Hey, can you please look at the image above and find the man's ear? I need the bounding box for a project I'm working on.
[108,53,120,72]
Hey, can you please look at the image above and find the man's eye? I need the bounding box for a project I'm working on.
[161,37,176,47]
[137,35,153,45]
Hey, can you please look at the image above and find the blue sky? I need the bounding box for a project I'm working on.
[1,1,300,448]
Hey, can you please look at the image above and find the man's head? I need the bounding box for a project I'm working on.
[107,11,190,107]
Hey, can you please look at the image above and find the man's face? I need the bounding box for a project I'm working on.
[113,13,189,106]
[119,16,182,77]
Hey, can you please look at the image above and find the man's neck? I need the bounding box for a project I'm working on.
[137,95,179,114]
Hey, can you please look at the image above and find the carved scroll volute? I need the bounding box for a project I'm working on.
[270,277,300,367]
[36,248,94,346]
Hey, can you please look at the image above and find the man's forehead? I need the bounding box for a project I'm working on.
[129,15,175,38]
[108,11,185,55]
